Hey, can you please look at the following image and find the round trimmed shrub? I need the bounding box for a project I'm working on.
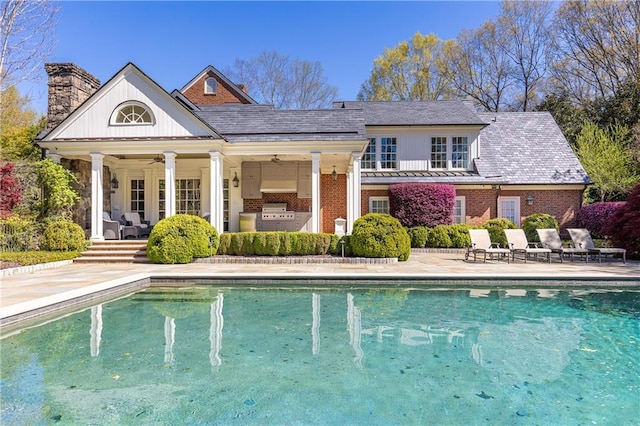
[447,224,473,248]
[425,225,452,248]
[40,220,86,251]
[482,218,517,248]
[522,213,559,242]
[147,214,219,264]
[350,213,411,261]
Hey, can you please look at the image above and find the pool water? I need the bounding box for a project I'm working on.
[1,287,639,425]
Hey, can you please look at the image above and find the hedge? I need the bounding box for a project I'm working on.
[576,202,624,238]
[147,214,219,264]
[389,183,456,227]
[522,213,559,242]
[217,232,336,256]
[482,218,517,248]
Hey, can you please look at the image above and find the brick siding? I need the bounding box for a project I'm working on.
[182,72,251,105]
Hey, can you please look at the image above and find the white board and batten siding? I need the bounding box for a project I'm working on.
[367,128,481,172]
[51,69,214,140]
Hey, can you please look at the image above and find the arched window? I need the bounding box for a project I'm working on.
[204,77,217,94]
[110,101,155,125]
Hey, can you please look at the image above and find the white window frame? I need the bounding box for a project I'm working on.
[361,136,397,170]
[369,196,390,214]
[454,196,466,224]
[430,136,448,169]
[109,101,155,126]
[429,134,471,170]
[451,136,469,169]
[498,196,521,226]
[205,77,217,94]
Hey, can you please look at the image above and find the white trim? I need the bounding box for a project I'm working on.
[454,196,466,224]
[369,196,390,214]
[90,153,105,241]
[204,77,217,95]
[498,196,521,226]
[109,100,155,126]
[311,153,321,233]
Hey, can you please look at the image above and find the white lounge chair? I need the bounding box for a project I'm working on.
[465,229,511,263]
[536,228,589,263]
[504,229,551,263]
[567,228,626,264]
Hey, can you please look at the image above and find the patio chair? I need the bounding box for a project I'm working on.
[103,212,121,240]
[536,228,589,263]
[504,229,551,263]
[123,212,153,237]
[465,229,511,263]
[567,228,626,264]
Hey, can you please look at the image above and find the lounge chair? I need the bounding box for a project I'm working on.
[123,212,153,237]
[567,228,626,264]
[536,228,589,263]
[465,229,511,263]
[103,212,121,240]
[504,229,551,262]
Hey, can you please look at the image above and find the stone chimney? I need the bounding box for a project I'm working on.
[44,63,100,130]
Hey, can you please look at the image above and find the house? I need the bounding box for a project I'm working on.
[36,62,590,241]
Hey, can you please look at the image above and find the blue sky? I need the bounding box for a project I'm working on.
[24,1,502,114]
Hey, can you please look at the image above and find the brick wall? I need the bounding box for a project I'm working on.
[321,174,347,233]
[182,72,252,105]
[362,187,583,231]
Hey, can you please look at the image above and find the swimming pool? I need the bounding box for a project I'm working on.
[1,286,639,424]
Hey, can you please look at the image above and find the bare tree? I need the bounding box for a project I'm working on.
[549,0,640,103]
[0,0,58,88]
[443,21,513,112]
[228,51,337,109]
[498,0,553,111]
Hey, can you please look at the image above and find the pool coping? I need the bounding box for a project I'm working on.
[2,270,639,332]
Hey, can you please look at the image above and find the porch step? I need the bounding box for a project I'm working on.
[75,240,150,264]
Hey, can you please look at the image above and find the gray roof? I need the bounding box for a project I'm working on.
[334,100,487,127]
[476,112,590,185]
[361,171,503,185]
[196,108,367,142]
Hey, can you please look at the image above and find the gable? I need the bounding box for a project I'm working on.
[43,64,220,140]
[180,65,256,106]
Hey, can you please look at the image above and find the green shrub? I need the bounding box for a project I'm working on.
[328,234,341,255]
[522,213,559,242]
[350,213,411,261]
[482,218,517,248]
[0,250,79,266]
[425,225,452,248]
[408,226,428,248]
[40,220,86,251]
[447,224,473,248]
[214,232,338,256]
[217,233,231,255]
[0,215,38,251]
[254,232,281,256]
[147,214,219,264]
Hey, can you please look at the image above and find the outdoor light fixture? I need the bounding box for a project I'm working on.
[232,172,239,188]
[332,166,337,181]
[110,173,119,189]
[526,193,535,205]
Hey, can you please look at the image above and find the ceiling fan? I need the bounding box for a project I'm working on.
[271,154,281,164]
[148,155,165,165]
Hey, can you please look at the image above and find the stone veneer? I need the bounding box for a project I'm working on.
[45,63,100,130]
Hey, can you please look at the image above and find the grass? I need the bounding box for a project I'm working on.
[0,251,80,268]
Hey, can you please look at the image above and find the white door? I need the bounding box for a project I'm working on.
[498,196,521,226]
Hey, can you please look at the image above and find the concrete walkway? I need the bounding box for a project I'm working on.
[1,251,639,329]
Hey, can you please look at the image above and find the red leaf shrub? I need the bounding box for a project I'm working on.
[604,182,640,259]
[389,183,456,227]
[576,201,624,238]
[0,162,23,218]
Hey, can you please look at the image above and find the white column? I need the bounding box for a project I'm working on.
[164,152,176,217]
[348,153,361,234]
[143,168,153,222]
[47,153,63,163]
[209,151,224,232]
[90,152,104,241]
[311,152,321,233]
[346,165,353,234]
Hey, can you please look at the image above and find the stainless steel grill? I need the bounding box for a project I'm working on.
[261,203,295,221]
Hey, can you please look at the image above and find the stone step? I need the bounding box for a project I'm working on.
[76,240,150,264]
